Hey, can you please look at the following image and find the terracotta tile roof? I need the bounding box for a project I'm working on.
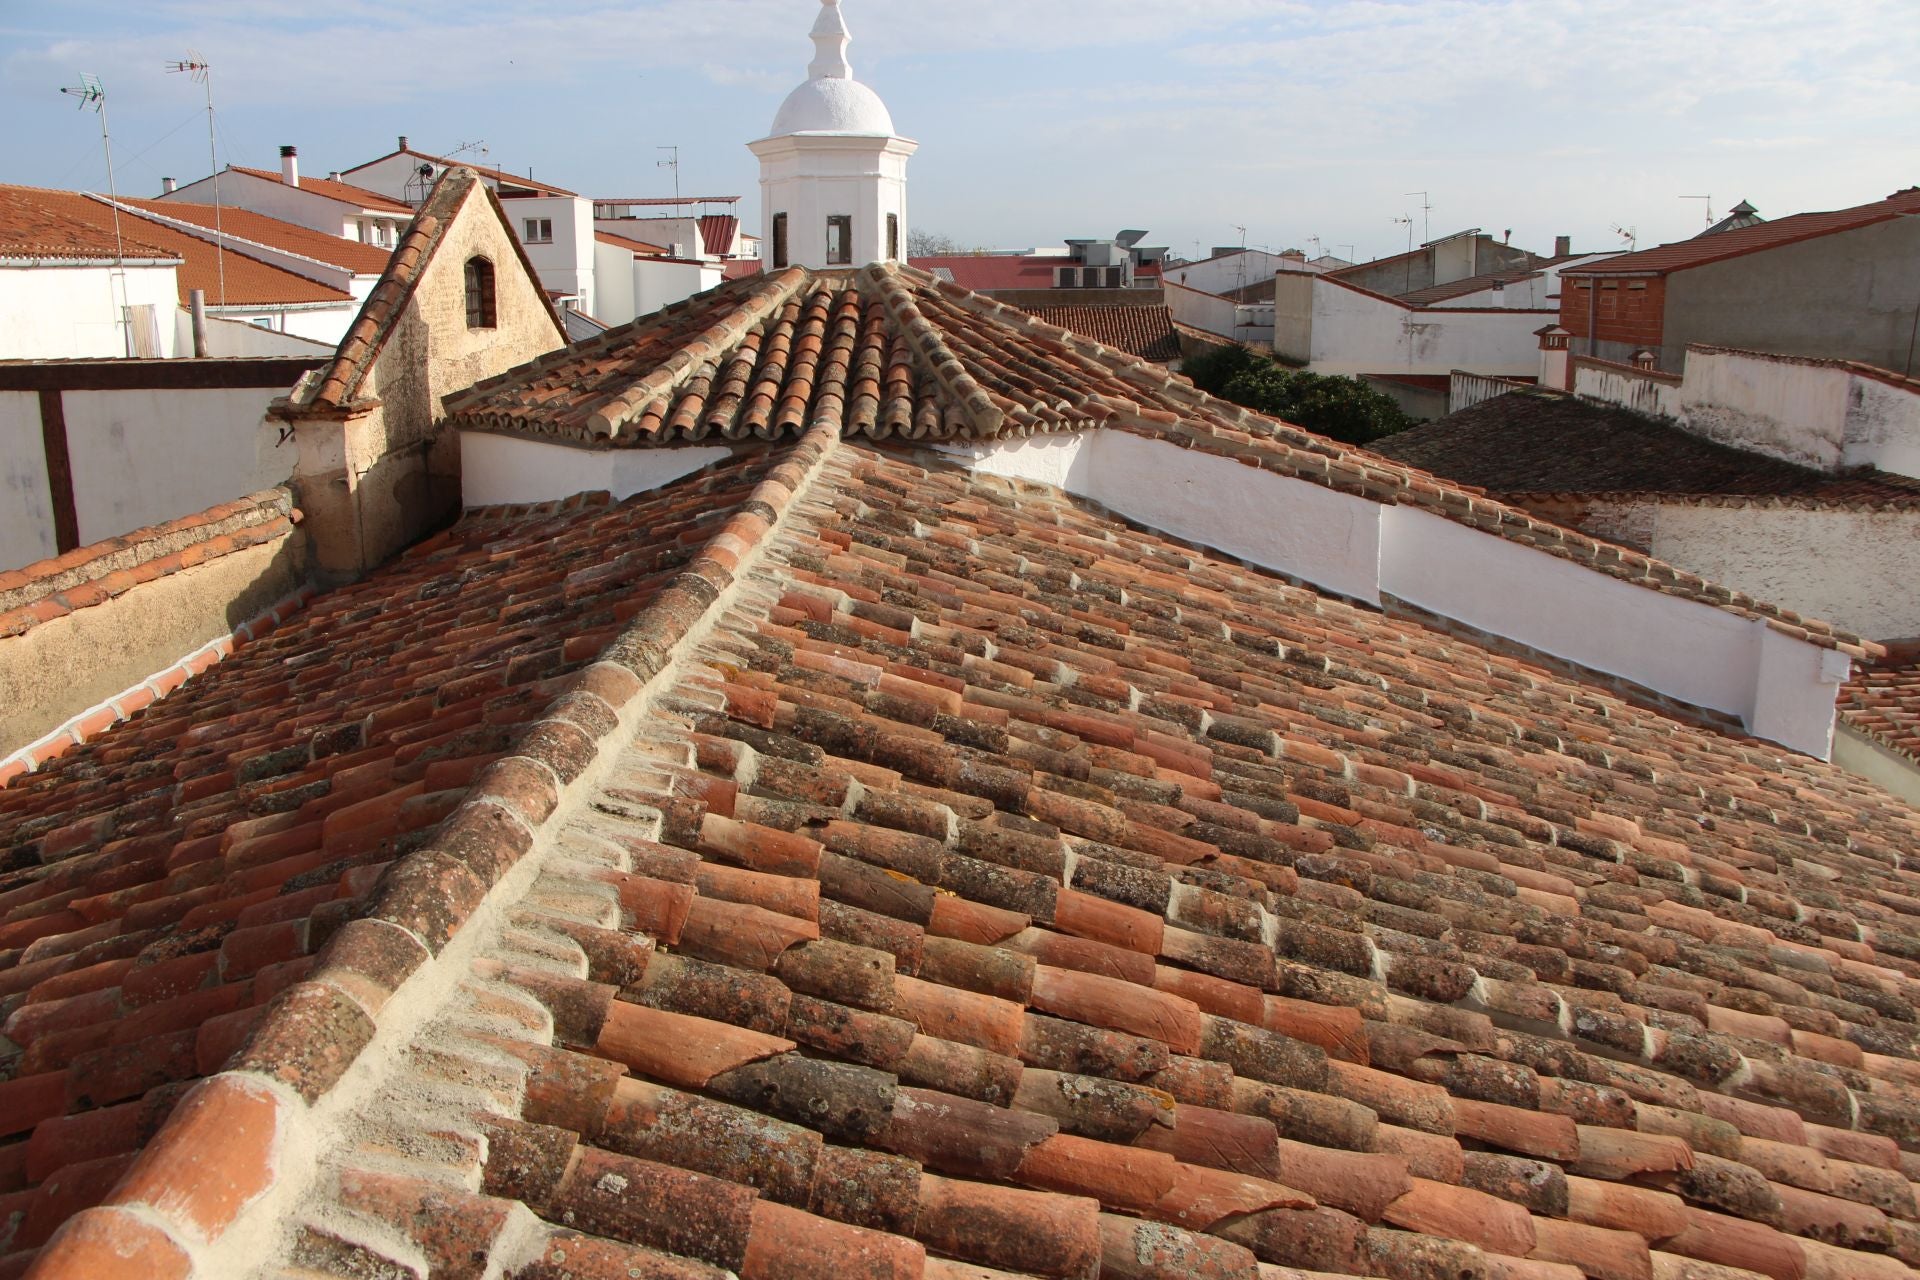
[1562,188,1920,278]
[1027,303,1181,362]
[1395,267,1554,307]
[119,198,392,276]
[287,167,565,413]
[724,259,767,281]
[595,230,669,256]
[348,147,579,199]
[20,412,1920,1276]
[1374,390,1920,511]
[0,185,175,262]
[0,185,353,307]
[1840,644,1920,763]
[226,166,415,214]
[910,254,1075,291]
[0,452,787,1270]
[443,264,1874,656]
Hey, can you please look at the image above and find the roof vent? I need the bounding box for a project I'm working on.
[279,144,299,189]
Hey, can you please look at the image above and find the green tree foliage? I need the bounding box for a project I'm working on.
[1181,343,1413,446]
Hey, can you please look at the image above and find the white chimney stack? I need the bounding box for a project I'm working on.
[161,177,177,193]
[280,145,300,188]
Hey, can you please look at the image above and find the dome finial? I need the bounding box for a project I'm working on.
[808,0,854,80]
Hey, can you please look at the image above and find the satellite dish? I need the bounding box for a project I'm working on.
[418,163,435,177]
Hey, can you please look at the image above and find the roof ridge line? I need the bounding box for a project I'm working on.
[32,426,849,1278]
[862,262,1004,438]
[586,266,810,439]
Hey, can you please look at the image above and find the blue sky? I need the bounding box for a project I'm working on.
[3,0,1916,264]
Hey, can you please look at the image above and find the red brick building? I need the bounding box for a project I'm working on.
[1560,187,1920,372]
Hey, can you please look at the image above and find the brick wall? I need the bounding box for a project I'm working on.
[1560,276,1667,355]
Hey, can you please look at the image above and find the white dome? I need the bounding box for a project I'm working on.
[770,75,896,137]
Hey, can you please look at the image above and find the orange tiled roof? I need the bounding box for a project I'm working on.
[0,184,351,307]
[16,411,1920,1275]
[227,165,415,214]
[119,198,391,275]
[1027,302,1181,362]
[443,263,1874,658]
[347,147,579,199]
[594,229,669,256]
[0,184,176,262]
[1563,188,1920,278]
[1841,644,1920,763]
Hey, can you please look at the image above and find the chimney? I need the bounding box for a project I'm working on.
[280,145,300,188]
[161,177,176,193]
[328,171,342,182]
[1554,234,1571,257]
[1632,349,1659,371]
[398,135,410,152]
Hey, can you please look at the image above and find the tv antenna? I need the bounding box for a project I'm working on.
[1680,194,1713,228]
[1405,191,1432,243]
[658,146,681,205]
[61,73,134,356]
[1393,214,1415,292]
[165,52,225,306]
[448,138,490,163]
[1610,223,1638,251]
[1233,224,1248,291]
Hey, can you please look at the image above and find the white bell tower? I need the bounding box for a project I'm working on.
[748,0,915,272]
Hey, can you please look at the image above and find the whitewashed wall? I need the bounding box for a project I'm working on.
[1166,250,1296,295]
[634,259,723,321]
[0,263,182,359]
[1574,346,1920,480]
[514,195,596,316]
[1164,279,1274,346]
[1303,280,1549,376]
[1639,502,1920,641]
[61,388,296,545]
[1573,360,1682,419]
[0,392,55,568]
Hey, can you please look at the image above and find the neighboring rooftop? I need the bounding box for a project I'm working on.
[909,253,1075,292]
[118,198,392,276]
[226,165,415,214]
[1842,643,1920,764]
[1564,187,1920,278]
[1700,200,1766,237]
[1374,390,1920,509]
[0,184,353,307]
[0,184,175,262]
[1025,302,1181,362]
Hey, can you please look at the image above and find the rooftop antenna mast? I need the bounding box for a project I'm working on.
[1610,223,1638,252]
[61,73,133,356]
[1393,213,1414,293]
[1233,223,1247,291]
[657,146,680,206]
[1680,194,1713,228]
[1405,191,1432,244]
[448,138,490,163]
[165,53,224,306]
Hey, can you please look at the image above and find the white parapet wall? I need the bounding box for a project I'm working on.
[1575,345,1920,480]
[459,430,735,507]
[942,429,1850,759]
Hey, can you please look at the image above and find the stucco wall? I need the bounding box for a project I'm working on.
[1644,501,1920,641]
[1305,280,1548,376]
[1573,360,1682,420]
[61,387,296,547]
[1663,214,1920,374]
[0,392,56,568]
[0,532,305,753]
[299,180,567,577]
[1167,251,1293,295]
[0,262,181,359]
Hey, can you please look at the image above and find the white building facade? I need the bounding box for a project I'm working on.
[748,0,914,272]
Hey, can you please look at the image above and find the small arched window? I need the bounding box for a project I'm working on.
[465,256,496,329]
